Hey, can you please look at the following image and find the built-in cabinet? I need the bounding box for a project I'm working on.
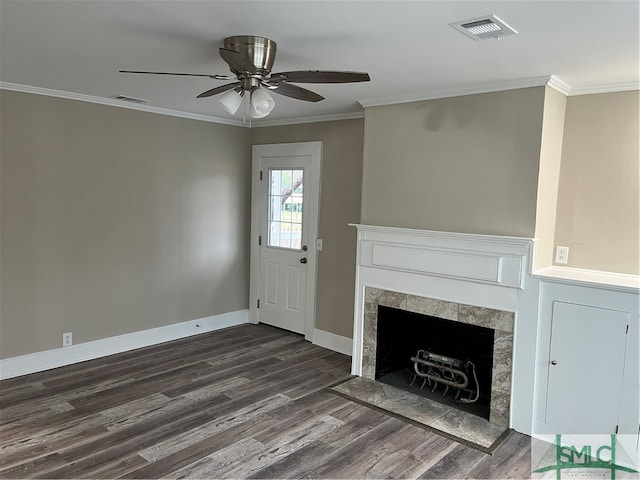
[534,272,639,438]
[545,301,629,433]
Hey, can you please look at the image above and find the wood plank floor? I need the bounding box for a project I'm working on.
[0,324,533,479]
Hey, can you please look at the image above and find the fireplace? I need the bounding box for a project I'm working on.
[375,305,495,420]
[348,224,540,437]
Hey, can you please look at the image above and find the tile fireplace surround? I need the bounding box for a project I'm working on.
[361,287,514,428]
[349,224,540,436]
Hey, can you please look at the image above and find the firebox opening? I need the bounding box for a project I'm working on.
[375,306,495,420]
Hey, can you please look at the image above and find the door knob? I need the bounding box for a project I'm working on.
[299,257,308,264]
[551,360,558,365]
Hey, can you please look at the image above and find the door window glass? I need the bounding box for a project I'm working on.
[267,169,303,249]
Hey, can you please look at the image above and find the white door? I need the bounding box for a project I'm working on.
[250,142,321,338]
[545,301,629,433]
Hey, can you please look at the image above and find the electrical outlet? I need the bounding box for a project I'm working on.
[555,246,569,264]
[62,332,73,347]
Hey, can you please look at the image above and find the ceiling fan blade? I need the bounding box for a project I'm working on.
[120,70,231,80]
[270,70,370,84]
[219,48,258,74]
[267,82,324,102]
[196,82,241,98]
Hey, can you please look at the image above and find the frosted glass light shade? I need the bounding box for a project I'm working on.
[250,88,275,118]
[219,89,243,114]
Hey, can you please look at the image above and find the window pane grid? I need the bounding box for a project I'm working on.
[267,169,303,250]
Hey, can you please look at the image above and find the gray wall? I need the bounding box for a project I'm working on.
[251,119,364,338]
[0,90,251,358]
[2,86,636,359]
[554,91,639,274]
[361,87,546,237]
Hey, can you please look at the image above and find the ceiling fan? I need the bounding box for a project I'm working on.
[120,35,371,118]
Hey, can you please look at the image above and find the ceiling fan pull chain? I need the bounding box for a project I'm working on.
[243,91,248,126]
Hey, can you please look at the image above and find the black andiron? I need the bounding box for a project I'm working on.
[409,350,480,404]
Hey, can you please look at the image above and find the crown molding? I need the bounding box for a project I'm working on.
[0,82,247,127]
[3,79,637,126]
[358,75,640,108]
[251,110,364,128]
[546,75,572,96]
[568,81,640,96]
[0,81,364,128]
[358,75,557,108]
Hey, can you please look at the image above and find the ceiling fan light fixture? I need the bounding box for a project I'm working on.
[219,88,244,114]
[250,88,275,118]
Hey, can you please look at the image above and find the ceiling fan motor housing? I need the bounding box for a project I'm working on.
[223,36,276,76]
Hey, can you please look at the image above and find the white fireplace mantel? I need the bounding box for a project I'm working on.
[349,224,541,435]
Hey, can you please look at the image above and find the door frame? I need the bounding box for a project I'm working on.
[249,141,322,341]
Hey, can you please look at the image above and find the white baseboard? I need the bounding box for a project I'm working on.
[0,310,249,380]
[312,328,353,356]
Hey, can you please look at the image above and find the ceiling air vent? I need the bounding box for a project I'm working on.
[109,95,148,104]
[450,15,517,41]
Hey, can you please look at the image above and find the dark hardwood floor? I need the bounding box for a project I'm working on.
[0,324,533,479]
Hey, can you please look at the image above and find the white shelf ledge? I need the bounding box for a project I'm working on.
[534,266,639,293]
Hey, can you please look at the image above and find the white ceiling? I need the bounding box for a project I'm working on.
[1,1,638,126]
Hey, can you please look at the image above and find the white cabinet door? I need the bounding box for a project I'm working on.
[545,301,629,433]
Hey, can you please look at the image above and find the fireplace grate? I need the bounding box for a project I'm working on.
[409,350,479,403]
